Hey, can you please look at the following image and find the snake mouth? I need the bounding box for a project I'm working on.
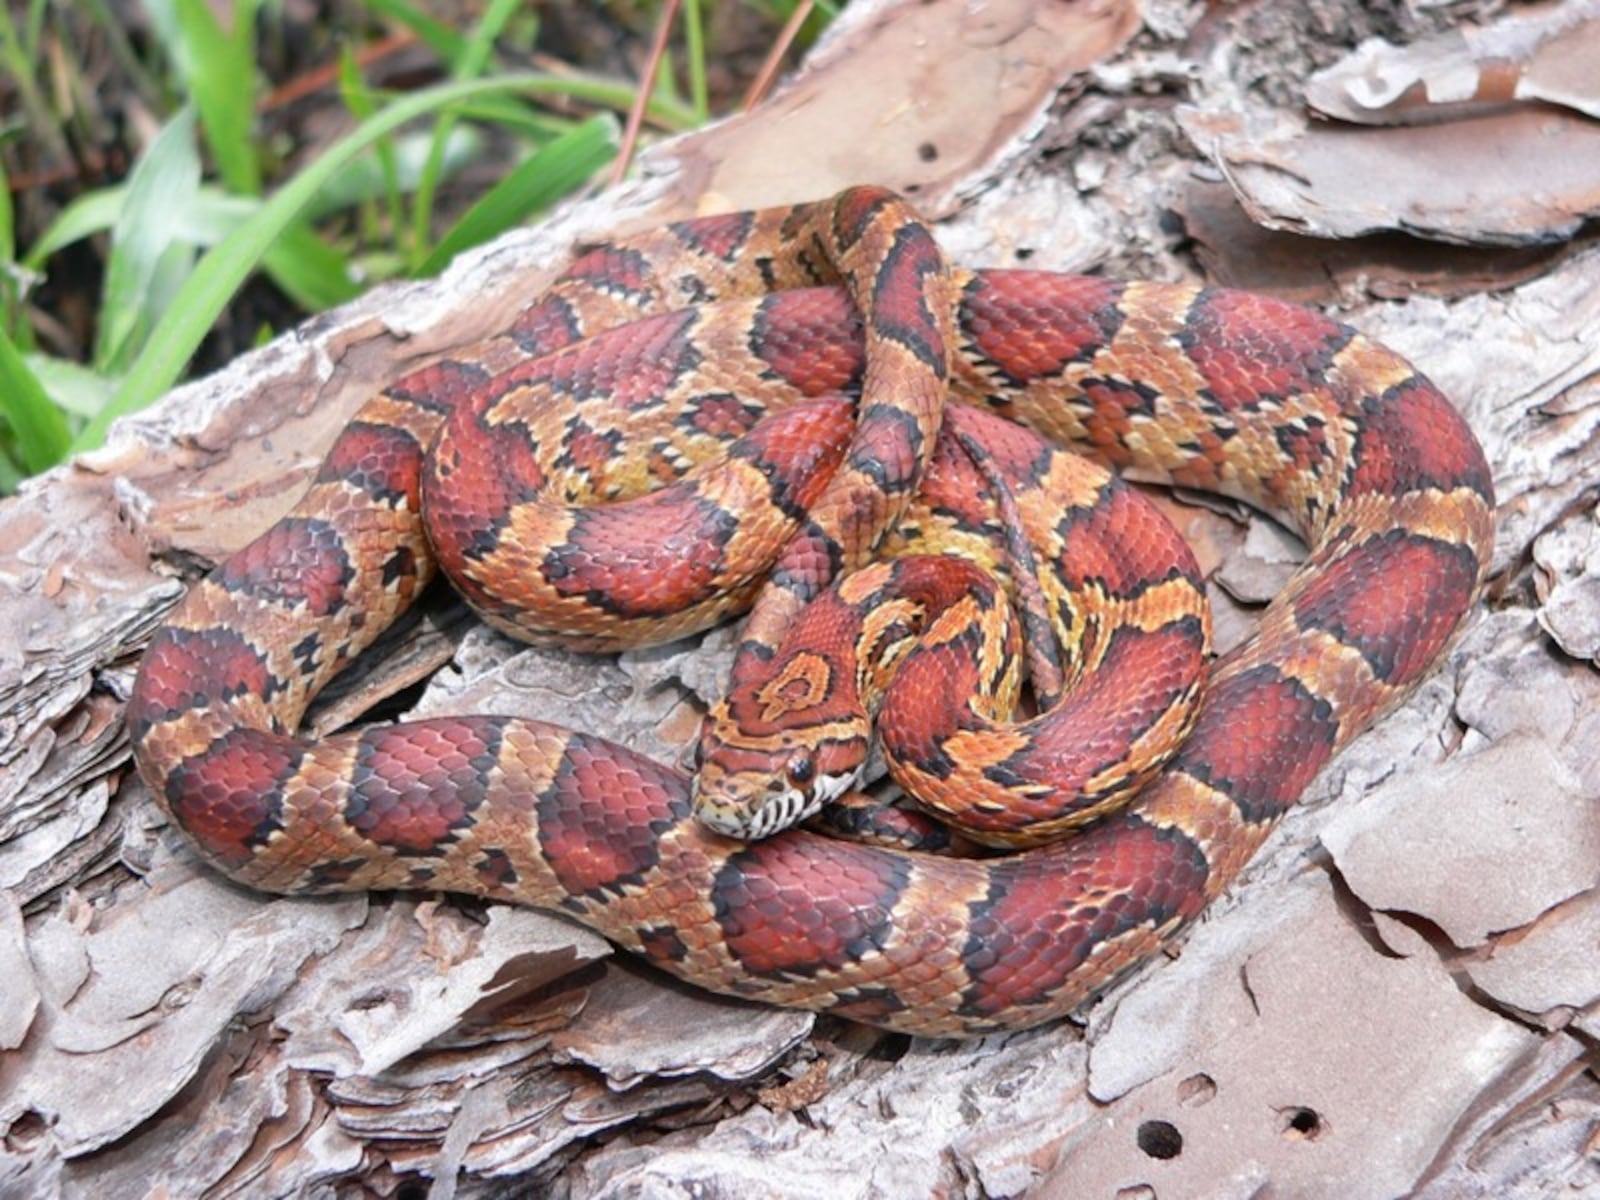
[693,770,859,840]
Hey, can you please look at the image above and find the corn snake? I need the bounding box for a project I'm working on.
[128,187,1495,1036]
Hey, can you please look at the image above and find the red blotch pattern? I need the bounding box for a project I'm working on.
[1295,531,1482,685]
[547,493,737,616]
[1350,377,1495,502]
[218,518,351,616]
[713,836,909,976]
[535,733,686,899]
[348,718,498,853]
[831,185,893,248]
[671,211,755,262]
[960,817,1209,1014]
[318,421,422,503]
[682,392,763,438]
[960,271,1125,382]
[1177,666,1339,823]
[507,293,583,355]
[165,728,297,868]
[1055,481,1201,598]
[1180,289,1349,411]
[984,622,1206,810]
[749,288,864,395]
[129,626,276,736]
[561,244,654,302]
[867,223,947,368]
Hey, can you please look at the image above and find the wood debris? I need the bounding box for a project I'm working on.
[3,0,1599,1195]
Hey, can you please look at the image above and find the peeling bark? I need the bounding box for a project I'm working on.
[4,1,1599,1196]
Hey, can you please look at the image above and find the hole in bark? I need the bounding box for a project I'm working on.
[1137,1119,1183,1159]
[1280,1105,1326,1140]
[4,1109,49,1150]
[1178,1072,1217,1106]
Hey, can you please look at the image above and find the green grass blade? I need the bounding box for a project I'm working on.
[301,125,482,223]
[72,73,648,453]
[23,186,129,270]
[419,113,616,276]
[261,224,360,311]
[454,0,520,78]
[684,0,709,122]
[0,152,20,343]
[0,325,73,473]
[336,45,404,251]
[95,106,202,376]
[172,0,263,194]
[445,95,576,139]
[24,352,114,419]
[364,0,468,65]
[0,152,13,265]
[408,0,524,267]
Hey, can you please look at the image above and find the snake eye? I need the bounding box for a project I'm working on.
[786,756,815,786]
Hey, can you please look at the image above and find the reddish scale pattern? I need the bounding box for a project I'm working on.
[1054,481,1201,597]
[831,185,893,248]
[546,493,740,617]
[807,796,956,855]
[1076,378,1160,458]
[555,419,625,484]
[960,272,1126,383]
[560,244,656,303]
[1350,378,1495,502]
[680,392,764,438]
[384,357,492,414]
[910,417,1023,530]
[726,396,856,514]
[1177,666,1339,823]
[539,399,858,619]
[1178,289,1351,411]
[980,621,1206,807]
[347,719,499,854]
[944,402,1057,481]
[129,627,278,738]
[844,405,928,496]
[164,728,298,868]
[423,379,558,577]
[217,518,352,616]
[638,925,691,964]
[959,817,1209,1015]
[1273,415,1334,476]
[316,421,422,504]
[474,847,518,888]
[748,288,865,395]
[507,293,583,355]
[758,520,846,606]
[1295,531,1483,686]
[535,733,688,900]
[875,637,985,772]
[669,211,755,262]
[712,836,911,976]
[534,308,703,409]
[866,223,949,371]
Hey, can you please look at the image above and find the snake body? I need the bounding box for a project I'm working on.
[128,189,1495,1036]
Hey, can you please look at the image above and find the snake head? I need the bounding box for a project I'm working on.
[690,686,866,840]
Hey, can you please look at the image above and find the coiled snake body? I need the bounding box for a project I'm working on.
[129,189,1495,1036]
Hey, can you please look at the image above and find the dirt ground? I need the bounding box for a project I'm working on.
[3,1,1600,1196]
